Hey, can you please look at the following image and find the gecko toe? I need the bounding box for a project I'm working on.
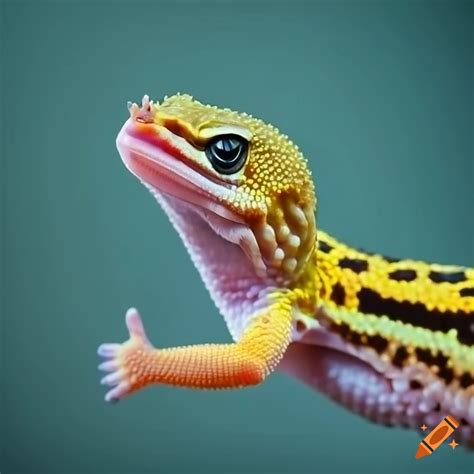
[125,308,150,344]
[105,382,130,403]
[98,360,119,371]
[97,343,121,358]
[101,371,123,386]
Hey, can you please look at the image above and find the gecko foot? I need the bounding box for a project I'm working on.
[97,308,154,403]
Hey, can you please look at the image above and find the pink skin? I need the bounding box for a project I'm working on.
[117,120,245,225]
[97,116,269,402]
[281,322,474,444]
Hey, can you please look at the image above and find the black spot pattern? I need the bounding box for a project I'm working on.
[357,288,474,346]
[318,240,333,253]
[392,346,409,367]
[330,283,346,306]
[327,309,473,387]
[415,347,449,368]
[389,269,418,282]
[412,348,464,385]
[459,372,474,388]
[339,257,368,273]
[366,334,389,353]
[438,366,454,384]
[330,322,388,354]
[429,270,467,284]
[460,287,474,297]
[409,380,423,390]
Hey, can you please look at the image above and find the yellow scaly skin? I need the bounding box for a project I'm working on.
[98,94,474,445]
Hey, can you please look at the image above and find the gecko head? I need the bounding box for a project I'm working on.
[116,93,316,283]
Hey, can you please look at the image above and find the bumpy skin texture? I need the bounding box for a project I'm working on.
[99,94,474,446]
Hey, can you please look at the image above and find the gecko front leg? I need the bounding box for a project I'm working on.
[98,297,294,402]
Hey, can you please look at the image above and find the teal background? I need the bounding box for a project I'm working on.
[1,0,473,473]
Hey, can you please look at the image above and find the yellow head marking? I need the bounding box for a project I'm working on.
[156,94,317,281]
[127,93,317,282]
[153,94,314,215]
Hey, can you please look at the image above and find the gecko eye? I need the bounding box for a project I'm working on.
[205,134,248,175]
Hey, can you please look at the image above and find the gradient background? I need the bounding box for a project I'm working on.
[1,1,473,473]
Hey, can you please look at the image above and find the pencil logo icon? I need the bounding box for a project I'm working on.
[415,415,459,459]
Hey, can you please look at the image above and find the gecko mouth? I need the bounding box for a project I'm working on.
[116,119,246,225]
[116,119,268,277]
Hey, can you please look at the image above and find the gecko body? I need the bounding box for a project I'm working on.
[98,94,474,445]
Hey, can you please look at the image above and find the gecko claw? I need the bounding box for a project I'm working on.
[104,382,130,403]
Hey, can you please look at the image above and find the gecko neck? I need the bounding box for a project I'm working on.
[149,188,280,340]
